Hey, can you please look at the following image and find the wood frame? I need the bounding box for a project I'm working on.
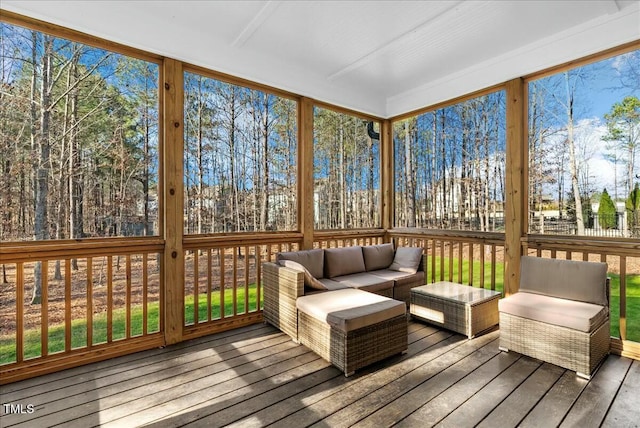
[0,10,638,383]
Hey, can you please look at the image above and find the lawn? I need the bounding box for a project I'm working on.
[1,263,638,366]
[0,285,260,365]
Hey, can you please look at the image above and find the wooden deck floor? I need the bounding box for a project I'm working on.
[1,321,638,428]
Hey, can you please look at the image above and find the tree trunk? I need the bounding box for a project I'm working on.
[565,72,584,235]
[32,34,54,304]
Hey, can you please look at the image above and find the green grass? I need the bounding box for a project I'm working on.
[2,265,639,365]
[0,285,260,365]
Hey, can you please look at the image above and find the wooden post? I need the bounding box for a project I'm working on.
[381,119,394,241]
[504,78,526,296]
[163,58,185,345]
[299,97,315,249]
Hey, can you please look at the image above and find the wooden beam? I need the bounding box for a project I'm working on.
[299,97,315,249]
[504,78,526,297]
[381,119,394,237]
[163,58,185,345]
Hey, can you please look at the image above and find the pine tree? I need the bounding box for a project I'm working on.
[598,188,617,229]
[626,182,640,237]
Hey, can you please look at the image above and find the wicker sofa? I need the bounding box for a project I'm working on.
[499,256,610,379]
[263,244,425,341]
[262,244,425,375]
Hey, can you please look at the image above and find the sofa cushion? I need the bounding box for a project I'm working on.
[277,248,324,279]
[369,269,425,288]
[324,246,366,278]
[388,247,423,274]
[362,243,395,271]
[318,278,350,291]
[296,288,405,332]
[331,272,394,294]
[278,259,326,290]
[499,291,608,333]
[520,256,608,306]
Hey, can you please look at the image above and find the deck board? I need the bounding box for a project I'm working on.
[602,359,640,427]
[1,322,638,428]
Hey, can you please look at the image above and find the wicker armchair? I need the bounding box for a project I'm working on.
[499,256,610,379]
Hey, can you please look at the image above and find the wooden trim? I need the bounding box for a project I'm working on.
[523,235,640,257]
[181,313,264,342]
[0,334,164,385]
[524,39,640,83]
[183,232,303,248]
[504,78,526,297]
[390,83,506,123]
[299,97,315,249]
[1,237,165,263]
[0,10,163,64]
[163,58,185,345]
[381,119,394,233]
[610,337,640,361]
[183,63,300,103]
[312,99,383,122]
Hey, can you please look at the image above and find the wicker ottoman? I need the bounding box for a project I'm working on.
[410,281,501,339]
[296,288,407,376]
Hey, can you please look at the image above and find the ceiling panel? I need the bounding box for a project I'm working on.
[1,0,638,117]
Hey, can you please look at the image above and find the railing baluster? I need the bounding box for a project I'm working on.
[491,244,496,291]
[244,245,250,314]
[193,250,199,325]
[65,260,71,352]
[41,260,49,357]
[143,254,149,335]
[107,256,113,342]
[458,242,463,284]
[220,248,226,320]
[126,255,132,339]
[206,249,212,322]
[233,248,238,316]
[480,243,485,289]
[468,243,474,286]
[440,240,445,281]
[620,256,627,341]
[256,245,262,312]
[16,262,24,363]
[431,239,436,283]
[448,242,454,282]
[87,257,93,347]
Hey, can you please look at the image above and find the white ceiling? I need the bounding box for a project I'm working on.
[2,1,639,118]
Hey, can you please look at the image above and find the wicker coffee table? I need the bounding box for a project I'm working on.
[410,281,501,338]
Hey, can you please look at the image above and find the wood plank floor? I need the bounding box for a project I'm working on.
[1,321,638,428]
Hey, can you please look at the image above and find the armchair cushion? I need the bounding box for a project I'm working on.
[519,256,608,306]
[499,291,608,333]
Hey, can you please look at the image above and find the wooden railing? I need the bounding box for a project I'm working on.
[389,228,506,292]
[2,229,638,383]
[181,232,302,340]
[0,238,165,383]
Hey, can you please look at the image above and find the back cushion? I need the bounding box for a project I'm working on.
[362,243,395,271]
[519,256,608,306]
[324,246,366,278]
[277,248,325,279]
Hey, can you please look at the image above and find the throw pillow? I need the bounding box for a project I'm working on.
[388,247,423,274]
[278,259,327,290]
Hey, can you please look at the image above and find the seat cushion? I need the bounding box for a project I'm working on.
[519,256,608,306]
[324,246,366,278]
[296,288,405,332]
[368,269,425,288]
[362,243,395,271]
[388,247,423,274]
[277,248,324,279]
[318,278,350,291]
[499,292,608,333]
[331,272,394,294]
